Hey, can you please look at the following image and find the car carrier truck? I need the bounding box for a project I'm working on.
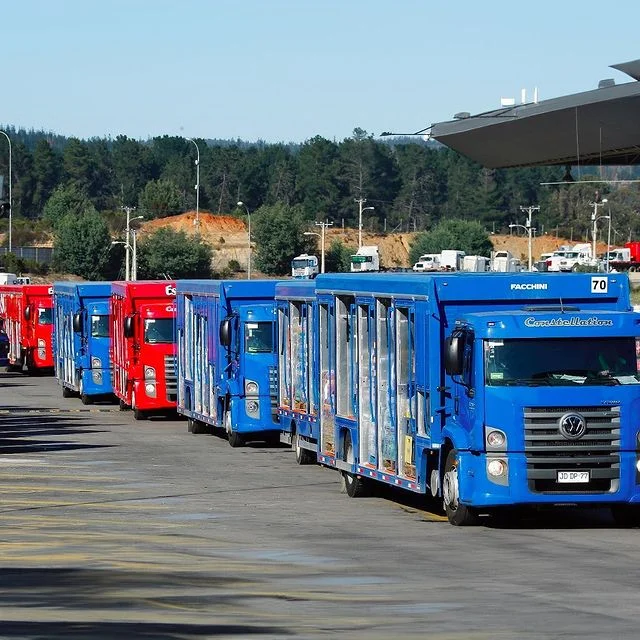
[176,280,279,446]
[53,281,113,403]
[0,283,53,373]
[111,281,177,419]
[277,270,640,525]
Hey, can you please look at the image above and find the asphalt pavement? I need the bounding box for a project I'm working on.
[0,371,639,639]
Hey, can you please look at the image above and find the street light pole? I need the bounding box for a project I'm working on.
[519,205,539,272]
[0,130,12,253]
[355,198,374,249]
[237,201,251,279]
[316,220,333,273]
[186,138,200,227]
[589,196,608,264]
[131,230,138,280]
[122,206,143,280]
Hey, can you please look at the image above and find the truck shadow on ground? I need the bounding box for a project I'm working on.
[0,567,292,639]
[0,412,112,455]
[365,480,620,529]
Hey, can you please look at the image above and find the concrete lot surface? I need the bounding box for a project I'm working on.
[0,372,639,639]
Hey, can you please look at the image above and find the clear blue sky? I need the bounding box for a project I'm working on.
[5,0,640,143]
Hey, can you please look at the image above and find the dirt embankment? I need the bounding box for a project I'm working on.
[138,211,614,270]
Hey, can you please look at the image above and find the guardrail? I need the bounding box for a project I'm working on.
[0,247,54,264]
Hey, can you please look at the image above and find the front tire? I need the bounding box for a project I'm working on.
[225,410,244,448]
[442,449,478,526]
[131,391,147,421]
[79,377,92,405]
[611,505,640,527]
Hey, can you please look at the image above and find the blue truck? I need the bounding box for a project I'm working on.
[53,281,113,403]
[276,271,640,525]
[176,280,279,446]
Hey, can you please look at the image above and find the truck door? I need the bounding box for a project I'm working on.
[450,329,478,437]
[318,301,335,454]
[357,302,377,467]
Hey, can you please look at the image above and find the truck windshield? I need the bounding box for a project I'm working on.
[144,318,175,344]
[91,315,109,338]
[485,337,640,386]
[245,322,273,353]
[38,308,53,325]
[292,259,313,269]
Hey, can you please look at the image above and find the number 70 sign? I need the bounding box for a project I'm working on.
[591,276,608,293]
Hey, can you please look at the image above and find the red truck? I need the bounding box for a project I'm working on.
[111,281,177,419]
[0,284,54,373]
[606,241,640,271]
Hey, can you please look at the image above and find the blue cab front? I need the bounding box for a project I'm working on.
[448,311,640,510]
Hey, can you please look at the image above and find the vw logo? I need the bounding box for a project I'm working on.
[558,412,587,440]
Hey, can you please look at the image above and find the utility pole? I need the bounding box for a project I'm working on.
[355,198,374,249]
[315,220,333,273]
[122,205,140,281]
[589,192,609,264]
[519,205,539,272]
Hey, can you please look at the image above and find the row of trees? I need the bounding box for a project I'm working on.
[3,125,640,240]
[2,125,640,279]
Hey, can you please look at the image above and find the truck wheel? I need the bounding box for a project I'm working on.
[62,385,74,398]
[295,432,315,465]
[131,391,147,421]
[340,433,370,497]
[79,378,92,405]
[188,417,208,434]
[442,449,478,526]
[225,410,244,448]
[119,398,130,411]
[611,505,640,527]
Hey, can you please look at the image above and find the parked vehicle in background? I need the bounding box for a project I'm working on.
[440,250,465,271]
[53,281,113,403]
[413,254,441,272]
[0,284,53,373]
[291,253,319,279]
[491,250,522,272]
[546,243,594,272]
[462,255,491,272]
[0,328,8,367]
[0,273,18,285]
[111,281,177,419]
[350,245,380,272]
[176,280,279,446]
[605,242,640,272]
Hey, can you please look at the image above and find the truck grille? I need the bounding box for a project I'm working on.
[524,405,620,494]
[164,355,177,402]
[269,366,279,423]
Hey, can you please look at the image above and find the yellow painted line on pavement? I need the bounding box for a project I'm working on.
[397,504,448,522]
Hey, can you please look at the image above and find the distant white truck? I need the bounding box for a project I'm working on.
[350,245,380,272]
[413,250,465,272]
[291,254,319,279]
[412,254,441,272]
[462,255,491,272]
[0,272,18,285]
[546,243,593,272]
[491,250,521,272]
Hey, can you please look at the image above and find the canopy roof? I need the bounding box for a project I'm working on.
[429,60,640,169]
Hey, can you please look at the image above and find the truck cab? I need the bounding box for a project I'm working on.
[291,254,319,279]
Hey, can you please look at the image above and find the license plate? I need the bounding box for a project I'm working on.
[557,470,590,483]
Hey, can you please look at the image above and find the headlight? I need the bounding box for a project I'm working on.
[486,430,506,448]
[636,459,640,473]
[487,458,507,477]
[91,356,102,369]
[92,370,103,383]
[145,382,156,397]
[246,399,259,415]
[38,339,45,348]
[144,366,156,380]
[245,379,259,395]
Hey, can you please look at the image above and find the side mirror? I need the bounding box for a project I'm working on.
[124,316,134,339]
[72,312,82,333]
[444,334,465,376]
[219,317,232,348]
[24,306,31,321]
